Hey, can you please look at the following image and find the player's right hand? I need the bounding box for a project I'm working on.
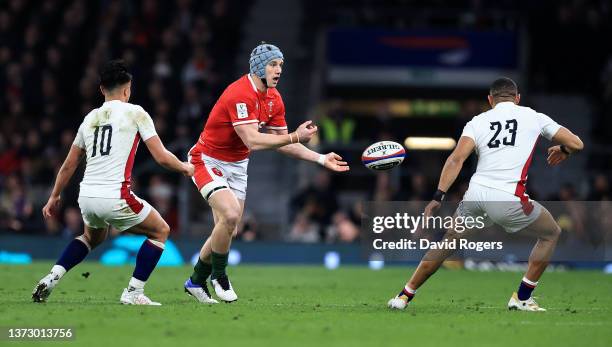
[423,200,441,219]
[183,162,195,177]
[42,195,61,219]
[295,120,318,143]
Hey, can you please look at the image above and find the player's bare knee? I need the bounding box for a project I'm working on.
[146,221,170,242]
[222,219,239,235]
[78,233,95,249]
[540,225,561,242]
[156,222,171,242]
[81,231,104,249]
[88,237,104,249]
[219,210,240,232]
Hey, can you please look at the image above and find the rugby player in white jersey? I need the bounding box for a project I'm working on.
[32,60,194,305]
[388,77,584,312]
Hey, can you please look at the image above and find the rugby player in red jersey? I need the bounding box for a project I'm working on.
[184,42,349,303]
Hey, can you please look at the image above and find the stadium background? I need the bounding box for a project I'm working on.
[0,0,611,265]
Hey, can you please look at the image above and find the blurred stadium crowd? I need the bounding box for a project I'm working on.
[1,0,611,242]
[0,0,246,235]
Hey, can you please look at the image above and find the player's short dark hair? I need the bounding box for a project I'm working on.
[99,59,132,90]
[489,77,518,100]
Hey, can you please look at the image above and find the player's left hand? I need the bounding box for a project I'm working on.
[42,195,61,219]
[547,145,569,166]
[323,152,350,172]
[423,200,441,219]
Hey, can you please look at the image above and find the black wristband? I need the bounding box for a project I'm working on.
[432,189,446,202]
[560,145,570,155]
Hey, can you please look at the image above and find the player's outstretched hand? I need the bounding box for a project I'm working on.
[423,200,441,220]
[42,195,61,219]
[547,145,569,166]
[322,152,350,172]
[295,120,318,143]
[182,162,195,177]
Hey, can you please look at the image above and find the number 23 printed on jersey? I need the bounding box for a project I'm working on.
[488,119,517,148]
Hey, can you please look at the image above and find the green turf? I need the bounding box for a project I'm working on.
[1,263,611,347]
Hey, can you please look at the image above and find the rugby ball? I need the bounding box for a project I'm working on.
[361,141,406,171]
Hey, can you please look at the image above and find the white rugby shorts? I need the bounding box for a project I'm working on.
[456,182,542,233]
[77,194,152,231]
[188,147,248,201]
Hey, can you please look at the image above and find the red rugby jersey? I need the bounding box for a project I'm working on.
[195,74,287,162]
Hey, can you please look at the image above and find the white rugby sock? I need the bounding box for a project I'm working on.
[404,286,417,295]
[522,276,538,287]
[147,239,165,249]
[128,277,146,291]
[75,235,92,251]
[51,265,67,279]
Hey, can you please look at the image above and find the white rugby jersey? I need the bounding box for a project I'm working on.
[73,100,157,198]
[461,102,561,198]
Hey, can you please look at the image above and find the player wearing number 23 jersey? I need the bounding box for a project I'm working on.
[458,99,562,232]
[388,77,584,312]
[461,101,561,200]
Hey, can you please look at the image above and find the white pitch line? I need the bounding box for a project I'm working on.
[479,306,610,311]
[519,321,610,326]
[269,303,360,308]
[259,303,612,312]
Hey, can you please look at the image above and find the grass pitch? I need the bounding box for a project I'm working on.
[1,263,611,347]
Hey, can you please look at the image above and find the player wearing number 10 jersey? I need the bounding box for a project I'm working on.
[32,60,194,305]
[388,77,584,312]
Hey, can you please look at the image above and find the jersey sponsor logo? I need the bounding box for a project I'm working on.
[236,103,248,119]
[212,167,223,177]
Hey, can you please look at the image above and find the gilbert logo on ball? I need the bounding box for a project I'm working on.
[361,141,406,170]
